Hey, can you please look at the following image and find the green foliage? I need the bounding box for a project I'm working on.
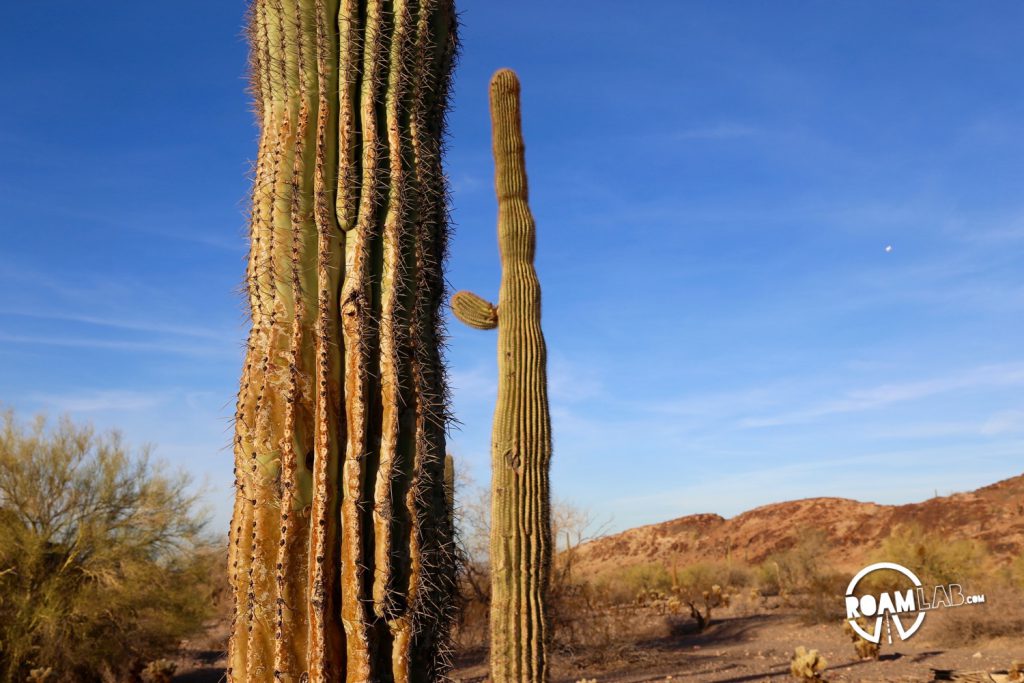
[664,563,743,631]
[872,524,987,587]
[758,530,846,622]
[622,563,675,598]
[591,560,751,610]
[758,529,829,597]
[0,410,216,682]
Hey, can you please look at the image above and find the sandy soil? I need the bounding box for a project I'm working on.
[172,605,1022,682]
[451,614,1021,682]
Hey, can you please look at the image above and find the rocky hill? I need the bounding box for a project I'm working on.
[573,472,1024,575]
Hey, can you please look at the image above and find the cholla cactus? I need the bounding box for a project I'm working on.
[140,660,177,683]
[451,70,553,682]
[636,587,667,607]
[704,584,729,608]
[790,646,828,682]
[227,1,460,680]
[842,618,880,660]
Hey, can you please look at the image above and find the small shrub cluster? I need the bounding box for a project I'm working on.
[871,524,986,587]
[757,530,847,623]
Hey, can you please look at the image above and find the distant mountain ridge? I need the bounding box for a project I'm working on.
[574,473,1024,575]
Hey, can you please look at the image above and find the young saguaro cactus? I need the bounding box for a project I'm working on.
[451,69,553,683]
[227,1,458,681]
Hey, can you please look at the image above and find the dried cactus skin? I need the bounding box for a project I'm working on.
[451,69,553,683]
[227,1,459,681]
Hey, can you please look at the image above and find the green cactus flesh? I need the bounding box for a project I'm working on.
[227,1,458,681]
[451,69,553,683]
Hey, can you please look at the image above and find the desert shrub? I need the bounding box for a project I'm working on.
[800,570,849,623]
[758,529,830,597]
[0,410,218,682]
[926,585,1024,646]
[674,562,730,592]
[872,524,987,587]
[757,530,846,622]
[663,562,748,631]
[1011,552,1024,590]
[450,472,491,652]
[618,563,674,600]
[450,470,612,657]
[722,562,755,589]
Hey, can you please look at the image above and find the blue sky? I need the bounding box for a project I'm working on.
[2,2,1023,535]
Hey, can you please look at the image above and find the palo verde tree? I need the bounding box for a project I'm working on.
[0,410,216,683]
[451,69,554,683]
[227,1,459,681]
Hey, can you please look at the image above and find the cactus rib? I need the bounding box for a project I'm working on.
[227,1,459,680]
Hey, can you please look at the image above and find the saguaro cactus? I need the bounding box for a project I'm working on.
[227,1,458,681]
[451,69,553,683]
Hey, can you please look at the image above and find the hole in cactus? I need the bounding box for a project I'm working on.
[305,450,314,471]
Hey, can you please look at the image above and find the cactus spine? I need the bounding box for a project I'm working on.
[451,69,553,683]
[227,1,458,681]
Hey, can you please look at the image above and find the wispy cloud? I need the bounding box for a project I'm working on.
[0,332,234,358]
[741,362,1024,428]
[449,365,497,400]
[647,384,787,419]
[0,195,244,252]
[980,409,1024,436]
[0,309,229,340]
[548,353,605,404]
[608,439,1024,523]
[27,389,167,413]
[451,172,487,195]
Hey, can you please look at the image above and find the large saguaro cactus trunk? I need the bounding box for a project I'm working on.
[451,69,553,683]
[227,1,458,681]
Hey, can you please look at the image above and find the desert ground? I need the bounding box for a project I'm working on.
[172,598,1022,682]
[172,474,1024,683]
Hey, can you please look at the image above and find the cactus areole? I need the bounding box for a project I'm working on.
[227,1,458,681]
[452,69,554,683]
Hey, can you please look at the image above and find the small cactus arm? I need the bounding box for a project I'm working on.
[227,1,459,681]
[451,69,553,683]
